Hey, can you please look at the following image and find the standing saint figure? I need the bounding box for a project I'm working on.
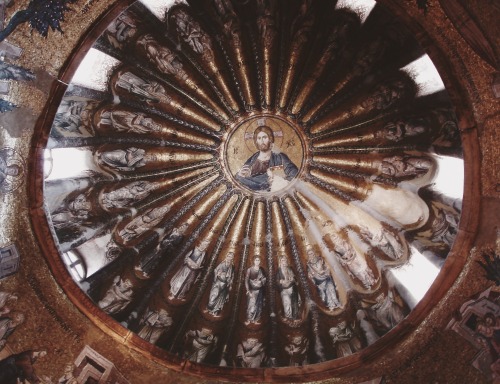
[101,109,161,134]
[100,180,155,210]
[97,276,134,314]
[245,257,267,323]
[237,338,266,368]
[285,335,309,366]
[365,291,405,332]
[138,308,173,345]
[359,225,404,260]
[185,328,217,363]
[329,321,362,358]
[98,147,150,172]
[207,252,235,315]
[277,256,301,320]
[135,223,189,278]
[118,204,172,242]
[306,248,340,310]
[235,125,298,192]
[329,234,377,289]
[169,239,210,300]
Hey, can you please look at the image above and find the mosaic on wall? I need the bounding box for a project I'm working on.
[38,0,463,375]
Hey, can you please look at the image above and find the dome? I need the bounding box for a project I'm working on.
[36,0,464,380]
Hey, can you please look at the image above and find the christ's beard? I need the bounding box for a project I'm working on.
[259,143,271,151]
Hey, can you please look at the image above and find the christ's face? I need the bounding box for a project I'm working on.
[255,131,271,152]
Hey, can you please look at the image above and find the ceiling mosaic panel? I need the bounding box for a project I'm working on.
[37,0,464,379]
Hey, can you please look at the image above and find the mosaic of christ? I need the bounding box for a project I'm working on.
[227,117,304,193]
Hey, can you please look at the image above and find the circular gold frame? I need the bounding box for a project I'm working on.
[27,0,480,381]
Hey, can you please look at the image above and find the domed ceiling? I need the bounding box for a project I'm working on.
[35,0,464,380]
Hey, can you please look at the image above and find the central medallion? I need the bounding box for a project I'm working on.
[224,114,305,194]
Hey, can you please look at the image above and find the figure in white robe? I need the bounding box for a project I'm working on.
[169,239,210,300]
[100,181,155,210]
[185,328,217,363]
[118,204,171,242]
[285,335,308,366]
[207,252,235,315]
[329,321,362,358]
[360,226,405,260]
[237,338,266,368]
[138,309,172,345]
[98,147,149,172]
[277,256,301,320]
[366,290,405,332]
[97,276,134,314]
[306,249,340,310]
[330,234,377,289]
[245,257,267,323]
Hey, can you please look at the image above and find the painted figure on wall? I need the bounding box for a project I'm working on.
[277,256,301,320]
[0,349,47,384]
[237,338,266,368]
[375,118,426,142]
[365,291,405,332]
[212,0,239,41]
[51,193,92,229]
[359,226,405,260]
[0,154,20,186]
[100,181,155,210]
[306,248,340,310]
[0,148,24,194]
[185,327,217,363]
[207,252,235,315]
[329,321,362,357]
[245,257,267,323]
[99,109,162,135]
[430,204,460,246]
[138,308,173,345]
[235,125,298,192]
[475,312,500,379]
[285,335,309,366]
[118,204,172,242]
[136,223,189,278]
[116,72,170,103]
[329,234,377,289]
[0,312,24,350]
[57,364,77,384]
[106,13,137,48]
[53,99,97,135]
[256,0,276,46]
[356,309,380,346]
[57,363,77,384]
[378,155,433,180]
[174,10,214,59]
[98,147,154,172]
[97,276,134,314]
[169,239,210,300]
[137,35,187,80]
[0,291,18,316]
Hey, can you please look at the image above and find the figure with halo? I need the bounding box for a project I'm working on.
[235,123,298,192]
